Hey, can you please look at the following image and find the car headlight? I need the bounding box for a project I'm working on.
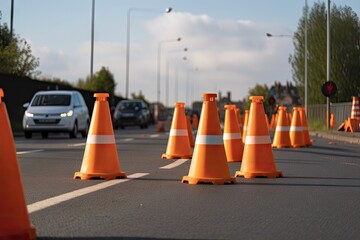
[25,111,34,117]
[60,110,73,117]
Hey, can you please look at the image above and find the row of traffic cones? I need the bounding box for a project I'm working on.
[272,107,312,148]
[162,93,283,184]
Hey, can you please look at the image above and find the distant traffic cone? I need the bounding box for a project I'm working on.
[234,107,243,136]
[192,113,199,128]
[162,102,192,159]
[242,110,249,143]
[223,105,244,162]
[182,93,236,184]
[289,107,305,148]
[299,107,312,146]
[330,113,336,128]
[272,106,291,148]
[157,121,166,132]
[235,96,282,178]
[0,89,36,240]
[74,93,126,180]
[345,96,360,132]
[265,114,270,131]
[186,115,195,147]
[350,96,360,120]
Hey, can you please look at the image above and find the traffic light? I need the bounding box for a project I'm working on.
[268,96,276,105]
[321,81,337,98]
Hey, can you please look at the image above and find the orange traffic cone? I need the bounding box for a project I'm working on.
[289,107,305,148]
[265,114,270,131]
[192,113,199,128]
[242,110,249,143]
[345,96,360,132]
[272,106,291,148]
[235,96,282,178]
[350,96,360,120]
[0,89,36,240]
[157,121,166,132]
[299,107,312,146]
[186,115,195,147]
[182,93,236,184]
[330,113,336,128]
[223,105,244,162]
[162,102,192,159]
[74,93,126,180]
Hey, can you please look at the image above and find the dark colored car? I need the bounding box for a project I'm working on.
[113,100,150,129]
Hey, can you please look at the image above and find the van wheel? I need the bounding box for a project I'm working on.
[70,122,78,138]
[24,131,32,139]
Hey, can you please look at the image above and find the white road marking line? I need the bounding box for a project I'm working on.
[149,134,159,138]
[17,150,44,155]
[68,143,86,147]
[160,159,189,169]
[344,162,359,167]
[27,173,149,214]
[122,138,134,142]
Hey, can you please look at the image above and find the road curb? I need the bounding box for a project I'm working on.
[310,131,360,144]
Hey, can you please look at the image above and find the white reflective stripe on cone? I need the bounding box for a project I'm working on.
[86,135,116,144]
[302,126,308,130]
[223,133,242,140]
[195,135,223,145]
[170,129,188,136]
[245,135,271,145]
[275,126,290,132]
[290,126,303,132]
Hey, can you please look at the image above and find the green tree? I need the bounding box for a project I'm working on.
[289,2,360,104]
[76,66,116,97]
[0,12,39,77]
[131,91,147,101]
[246,83,270,114]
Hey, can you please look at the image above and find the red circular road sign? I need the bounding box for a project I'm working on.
[321,81,337,98]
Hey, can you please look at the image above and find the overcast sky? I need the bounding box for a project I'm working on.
[1,0,359,105]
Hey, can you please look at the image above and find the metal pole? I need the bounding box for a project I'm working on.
[304,0,308,116]
[326,0,331,130]
[90,0,95,79]
[157,42,163,104]
[175,69,178,102]
[166,61,170,107]
[10,0,14,37]
[125,9,131,99]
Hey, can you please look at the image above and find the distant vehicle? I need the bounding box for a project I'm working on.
[113,100,150,129]
[22,90,90,139]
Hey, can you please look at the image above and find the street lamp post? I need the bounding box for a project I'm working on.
[90,0,95,79]
[125,7,172,99]
[326,0,331,129]
[157,37,181,104]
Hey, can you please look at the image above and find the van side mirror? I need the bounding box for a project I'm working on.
[23,102,30,108]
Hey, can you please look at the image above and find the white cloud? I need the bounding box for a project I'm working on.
[30,12,293,104]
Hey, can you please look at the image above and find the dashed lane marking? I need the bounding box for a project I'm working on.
[17,150,44,155]
[27,173,149,214]
[149,134,159,138]
[160,159,189,169]
[122,138,134,142]
[68,143,86,147]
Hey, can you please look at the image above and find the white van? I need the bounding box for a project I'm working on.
[23,90,90,139]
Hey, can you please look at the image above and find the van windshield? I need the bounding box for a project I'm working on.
[31,94,71,106]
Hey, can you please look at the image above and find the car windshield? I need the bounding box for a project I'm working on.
[119,102,141,111]
[31,94,71,106]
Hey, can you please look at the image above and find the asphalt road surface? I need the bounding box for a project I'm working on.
[14,125,360,240]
